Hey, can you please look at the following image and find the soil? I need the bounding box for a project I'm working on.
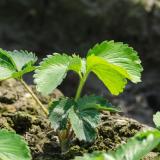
[0,79,159,160]
[1,0,160,127]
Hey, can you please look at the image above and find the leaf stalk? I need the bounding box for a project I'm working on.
[75,72,89,101]
[20,79,49,115]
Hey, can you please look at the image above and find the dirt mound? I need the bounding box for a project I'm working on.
[0,79,158,160]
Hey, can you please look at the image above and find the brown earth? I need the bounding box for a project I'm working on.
[0,0,160,125]
[0,79,159,160]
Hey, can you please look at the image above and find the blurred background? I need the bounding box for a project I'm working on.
[0,0,160,125]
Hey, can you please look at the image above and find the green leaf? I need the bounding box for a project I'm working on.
[74,130,160,160]
[12,65,36,79]
[49,95,118,142]
[0,129,31,160]
[34,53,82,95]
[8,50,37,71]
[153,112,160,129]
[0,49,16,80]
[87,41,143,83]
[68,107,97,142]
[8,50,37,78]
[68,54,82,76]
[49,96,115,142]
[81,58,86,74]
[0,49,37,80]
[77,95,119,112]
[0,49,15,65]
[112,130,160,160]
[34,54,70,95]
[74,152,114,160]
[49,97,74,130]
[69,95,118,141]
[87,56,127,95]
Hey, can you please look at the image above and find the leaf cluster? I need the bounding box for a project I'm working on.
[49,95,119,142]
[34,41,143,96]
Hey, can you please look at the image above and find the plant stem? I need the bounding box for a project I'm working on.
[75,72,89,101]
[20,79,49,115]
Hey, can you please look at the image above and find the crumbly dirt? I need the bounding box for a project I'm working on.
[0,79,159,160]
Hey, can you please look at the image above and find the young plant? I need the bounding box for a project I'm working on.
[74,130,160,160]
[0,129,31,160]
[0,49,48,115]
[34,40,143,152]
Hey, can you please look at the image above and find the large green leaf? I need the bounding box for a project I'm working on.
[87,56,127,95]
[87,41,143,83]
[153,112,160,129]
[0,129,31,160]
[68,107,98,142]
[74,130,160,160]
[34,54,82,95]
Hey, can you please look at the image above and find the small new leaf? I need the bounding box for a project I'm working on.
[0,129,31,160]
[153,112,160,129]
[34,54,82,95]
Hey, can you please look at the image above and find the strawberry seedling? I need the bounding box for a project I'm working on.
[34,40,143,152]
